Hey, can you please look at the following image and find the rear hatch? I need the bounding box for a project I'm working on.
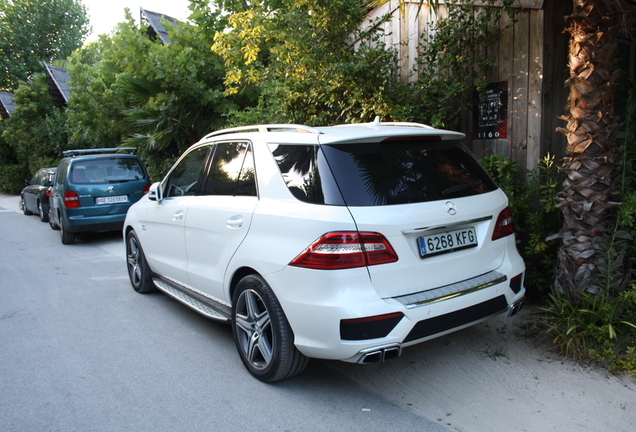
[321,137,510,299]
[69,156,149,216]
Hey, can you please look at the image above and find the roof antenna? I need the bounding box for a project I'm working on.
[372,116,381,125]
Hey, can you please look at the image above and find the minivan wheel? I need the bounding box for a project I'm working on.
[38,200,49,222]
[232,275,309,382]
[59,217,75,244]
[126,230,155,293]
[21,195,32,215]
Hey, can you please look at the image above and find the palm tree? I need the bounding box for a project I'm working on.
[553,0,635,298]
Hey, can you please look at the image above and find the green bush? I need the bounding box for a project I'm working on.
[541,286,636,377]
[137,148,178,184]
[481,154,561,296]
[0,164,31,194]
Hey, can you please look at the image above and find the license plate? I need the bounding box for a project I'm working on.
[418,227,477,258]
[96,195,128,205]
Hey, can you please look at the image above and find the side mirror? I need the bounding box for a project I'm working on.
[24,179,30,186]
[148,182,163,202]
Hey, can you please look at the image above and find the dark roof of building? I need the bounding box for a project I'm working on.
[140,7,180,44]
[0,91,16,119]
[43,63,71,107]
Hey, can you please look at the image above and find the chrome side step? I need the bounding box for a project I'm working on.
[153,278,231,323]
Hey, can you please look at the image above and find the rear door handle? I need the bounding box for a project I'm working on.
[226,215,243,229]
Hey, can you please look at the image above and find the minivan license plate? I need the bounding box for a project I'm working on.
[96,195,128,205]
[418,227,477,258]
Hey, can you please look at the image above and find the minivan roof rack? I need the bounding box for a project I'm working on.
[62,148,137,157]
[203,124,322,140]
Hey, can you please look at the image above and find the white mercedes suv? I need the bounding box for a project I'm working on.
[124,119,526,382]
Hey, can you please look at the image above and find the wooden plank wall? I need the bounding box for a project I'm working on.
[361,1,551,176]
[541,1,571,165]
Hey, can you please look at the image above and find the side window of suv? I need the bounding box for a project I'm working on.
[164,146,210,198]
[200,142,256,197]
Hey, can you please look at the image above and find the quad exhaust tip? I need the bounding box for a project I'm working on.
[359,344,402,364]
[507,299,524,317]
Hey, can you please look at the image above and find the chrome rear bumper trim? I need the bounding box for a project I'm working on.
[392,271,507,309]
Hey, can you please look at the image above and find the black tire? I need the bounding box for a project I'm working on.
[126,230,155,293]
[59,217,75,245]
[21,195,32,215]
[37,200,49,222]
[232,275,309,382]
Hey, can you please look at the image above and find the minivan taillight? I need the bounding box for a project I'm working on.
[143,184,150,194]
[492,206,514,240]
[63,190,80,209]
[290,232,398,270]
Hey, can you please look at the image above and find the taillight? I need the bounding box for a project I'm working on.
[492,206,514,240]
[45,189,51,197]
[290,231,398,270]
[143,184,150,194]
[63,190,80,209]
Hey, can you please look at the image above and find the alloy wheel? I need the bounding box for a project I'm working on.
[234,289,273,370]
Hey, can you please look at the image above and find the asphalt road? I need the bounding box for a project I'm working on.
[0,201,451,432]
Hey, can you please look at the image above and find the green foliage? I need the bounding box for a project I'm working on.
[523,156,561,292]
[394,0,515,129]
[1,74,66,173]
[479,155,531,221]
[65,39,134,150]
[0,120,29,193]
[541,287,636,377]
[0,163,30,194]
[616,84,636,280]
[136,148,178,184]
[480,154,561,295]
[66,3,247,175]
[0,0,90,90]
[0,120,17,164]
[215,0,515,128]
[215,0,403,126]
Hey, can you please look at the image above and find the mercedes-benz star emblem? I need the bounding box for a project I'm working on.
[108,186,115,193]
[445,201,457,216]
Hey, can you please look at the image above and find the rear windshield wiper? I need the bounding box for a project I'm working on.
[442,183,481,197]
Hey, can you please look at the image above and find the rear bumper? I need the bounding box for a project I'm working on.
[343,296,524,364]
[64,212,126,233]
[265,265,526,362]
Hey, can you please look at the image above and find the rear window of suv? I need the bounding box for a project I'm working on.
[270,139,497,206]
[70,158,146,185]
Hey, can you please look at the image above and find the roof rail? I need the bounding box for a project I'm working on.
[335,116,435,130]
[63,148,137,157]
[202,124,322,140]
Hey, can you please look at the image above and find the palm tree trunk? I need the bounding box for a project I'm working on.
[553,0,624,298]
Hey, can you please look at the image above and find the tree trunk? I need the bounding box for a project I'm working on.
[553,0,624,298]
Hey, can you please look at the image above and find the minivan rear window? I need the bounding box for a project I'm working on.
[270,139,497,206]
[70,158,146,185]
